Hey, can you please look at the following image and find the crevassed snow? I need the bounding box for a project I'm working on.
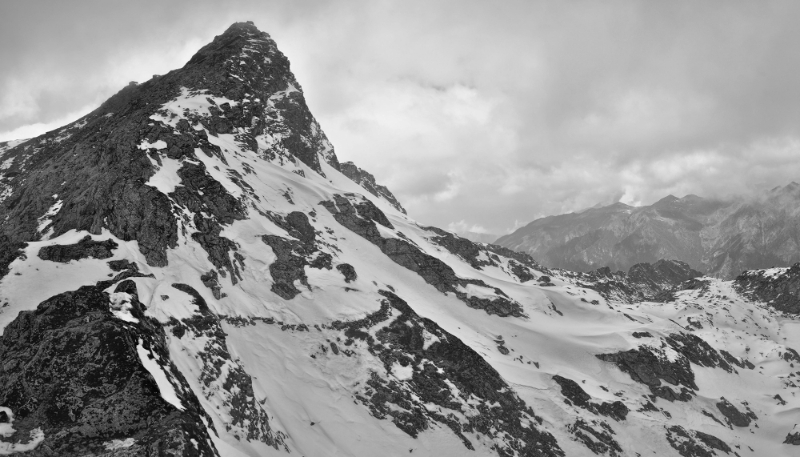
[137,339,185,411]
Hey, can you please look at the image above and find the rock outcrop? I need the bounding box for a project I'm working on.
[340,161,406,214]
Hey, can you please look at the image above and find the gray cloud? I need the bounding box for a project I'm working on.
[3,0,800,234]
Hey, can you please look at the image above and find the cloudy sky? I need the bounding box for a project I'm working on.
[3,1,800,235]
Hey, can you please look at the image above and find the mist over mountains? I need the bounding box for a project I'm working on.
[496,183,800,278]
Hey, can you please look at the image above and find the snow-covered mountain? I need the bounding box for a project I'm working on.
[1,22,799,456]
[495,188,800,279]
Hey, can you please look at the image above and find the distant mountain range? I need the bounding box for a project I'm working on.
[495,183,800,278]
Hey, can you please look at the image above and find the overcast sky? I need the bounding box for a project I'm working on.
[3,1,800,234]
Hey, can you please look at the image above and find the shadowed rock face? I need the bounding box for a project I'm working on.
[734,263,800,314]
[339,161,406,214]
[596,333,753,402]
[37,236,118,263]
[0,21,339,278]
[552,375,628,422]
[496,186,800,278]
[0,282,216,456]
[331,290,563,456]
[570,259,702,303]
[321,194,526,317]
[666,425,731,457]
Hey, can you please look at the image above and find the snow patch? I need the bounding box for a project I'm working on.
[0,406,45,454]
[137,340,185,411]
[103,438,135,450]
[36,197,62,234]
[391,362,414,380]
[109,292,139,323]
[138,139,167,150]
[146,157,183,194]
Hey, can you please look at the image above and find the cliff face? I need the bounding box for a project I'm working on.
[0,22,341,275]
[339,161,406,214]
[496,187,800,278]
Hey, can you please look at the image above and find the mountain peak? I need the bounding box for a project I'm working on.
[654,194,679,205]
[186,21,275,68]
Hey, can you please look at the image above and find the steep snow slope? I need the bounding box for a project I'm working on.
[0,22,799,457]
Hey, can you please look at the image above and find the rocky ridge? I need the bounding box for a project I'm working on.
[496,187,800,279]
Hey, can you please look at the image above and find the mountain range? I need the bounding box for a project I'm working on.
[1,22,800,457]
[495,186,800,279]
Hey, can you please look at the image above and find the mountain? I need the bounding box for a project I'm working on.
[455,230,498,244]
[339,161,406,214]
[495,188,800,278]
[1,22,800,456]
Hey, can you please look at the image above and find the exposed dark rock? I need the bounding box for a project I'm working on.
[666,333,735,373]
[597,333,745,403]
[336,263,357,283]
[340,161,406,214]
[168,283,288,450]
[721,350,755,370]
[200,270,223,300]
[332,290,563,456]
[715,398,753,427]
[425,226,494,270]
[666,425,731,457]
[734,263,800,314]
[627,260,703,297]
[322,194,525,317]
[261,234,310,300]
[108,259,139,272]
[596,345,696,402]
[552,375,628,421]
[567,418,622,456]
[579,260,702,303]
[0,282,217,456]
[633,331,653,338]
[37,236,118,263]
[260,211,332,299]
[784,431,800,445]
[0,21,341,282]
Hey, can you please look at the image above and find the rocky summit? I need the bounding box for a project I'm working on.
[496,188,800,279]
[1,21,799,457]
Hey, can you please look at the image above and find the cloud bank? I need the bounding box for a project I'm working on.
[3,0,800,233]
